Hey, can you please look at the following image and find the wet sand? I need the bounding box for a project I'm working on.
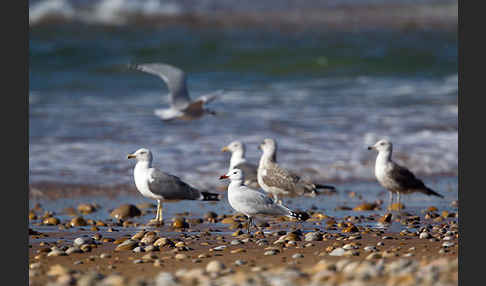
[29,191,459,286]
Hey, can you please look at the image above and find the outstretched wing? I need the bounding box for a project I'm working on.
[131,63,191,109]
[147,169,203,201]
[194,90,224,105]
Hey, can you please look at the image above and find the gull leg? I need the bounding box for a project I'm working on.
[158,201,163,223]
[247,216,253,234]
[397,192,401,210]
[388,192,394,210]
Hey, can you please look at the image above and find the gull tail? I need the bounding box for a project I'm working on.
[200,191,220,201]
[421,187,444,198]
[288,210,310,221]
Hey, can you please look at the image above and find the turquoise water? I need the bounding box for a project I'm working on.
[29,25,457,189]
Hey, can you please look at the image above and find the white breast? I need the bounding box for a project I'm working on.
[134,165,162,200]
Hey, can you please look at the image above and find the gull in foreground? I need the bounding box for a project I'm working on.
[219,168,310,234]
[128,148,219,224]
[221,140,260,189]
[368,139,444,209]
[130,62,222,121]
[257,138,336,204]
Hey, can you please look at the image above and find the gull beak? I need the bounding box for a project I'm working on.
[219,174,229,180]
[127,154,136,159]
[221,146,230,153]
[367,146,375,150]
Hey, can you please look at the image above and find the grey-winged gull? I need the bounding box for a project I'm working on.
[130,63,222,121]
[221,140,260,189]
[368,139,444,209]
[127,148,219,225]
[219,168,309,234]
[257,138,336,204]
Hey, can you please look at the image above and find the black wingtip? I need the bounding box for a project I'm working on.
[426,188,444,198]
[289,210,310,221]
[201,191,220,201]
[315,184,336,190]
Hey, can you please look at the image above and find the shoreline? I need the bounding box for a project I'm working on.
[30,1,457,32]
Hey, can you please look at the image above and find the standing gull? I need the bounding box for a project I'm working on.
[257,138,336,204]
[219,168,309,234]
[221,141,260,189]
[129,62,222,121]
[368,139,443,209]
[127,148,219,224]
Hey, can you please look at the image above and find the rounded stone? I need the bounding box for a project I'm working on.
[110,204,141,220]
[206,260,226,273]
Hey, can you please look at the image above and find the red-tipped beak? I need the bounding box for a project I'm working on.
[219,174,229,180]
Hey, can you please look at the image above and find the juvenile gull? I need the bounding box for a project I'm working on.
[257,138,336,204]
[221,141,259,189]
[219,168,309,234]
[368,139,444,209]
[130,62,222,121]
[127,148,219,224]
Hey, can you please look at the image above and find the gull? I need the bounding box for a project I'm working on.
[219,168,309,234]
[368,139,444,209]
[127,148,219,225]
[221,140,259,189]
[257,138,336,204]
[129,62,222,121]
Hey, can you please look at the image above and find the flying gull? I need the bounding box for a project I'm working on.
[219,168,309,234]
[127,148,219,225]
[129,62,222,121]
[257,138,336,204]
[221,140,260,189]
[368,139,444,209]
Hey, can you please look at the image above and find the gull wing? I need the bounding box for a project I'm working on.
[131,63,191,110]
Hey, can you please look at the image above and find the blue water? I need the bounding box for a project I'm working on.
[29,1,457,194]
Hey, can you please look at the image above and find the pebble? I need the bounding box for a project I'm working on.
[175,254,187,260]
[29,262,41,269]
[70,216,88,227]
[364,246,377,252]
[366,253,383,260]
[419,232,431,239]
[292,253,304,259]
[304,232,322,241]
[442,242,455,248]
[264,250,279,256]
[206,260,226,273]
[110,204,141,220]
[99,253,111,259]
[47,249,67,257]
[74,237,94,246]
[65,246,82,254]
[212,245,227,251]
[230,240,242,245]
[133,259,143,264]
[132,246,144,253]
[115,239,138,251]
[377,242,385,246]
[329,248,347,256]
[234,259,247,266]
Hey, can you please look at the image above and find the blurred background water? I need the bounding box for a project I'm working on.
[29,0,458,201]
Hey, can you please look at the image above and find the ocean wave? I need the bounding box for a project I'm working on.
[29,0,458,29]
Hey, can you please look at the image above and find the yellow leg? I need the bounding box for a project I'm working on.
[158,201,163,223]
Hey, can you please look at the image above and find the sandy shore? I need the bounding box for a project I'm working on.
[29,195,458,286]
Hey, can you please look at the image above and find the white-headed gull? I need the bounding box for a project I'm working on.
[368,139,443,209]
[257,138,335,204]
[219,168,309,234]
[221,140,259,188]
[128,148,219,224]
